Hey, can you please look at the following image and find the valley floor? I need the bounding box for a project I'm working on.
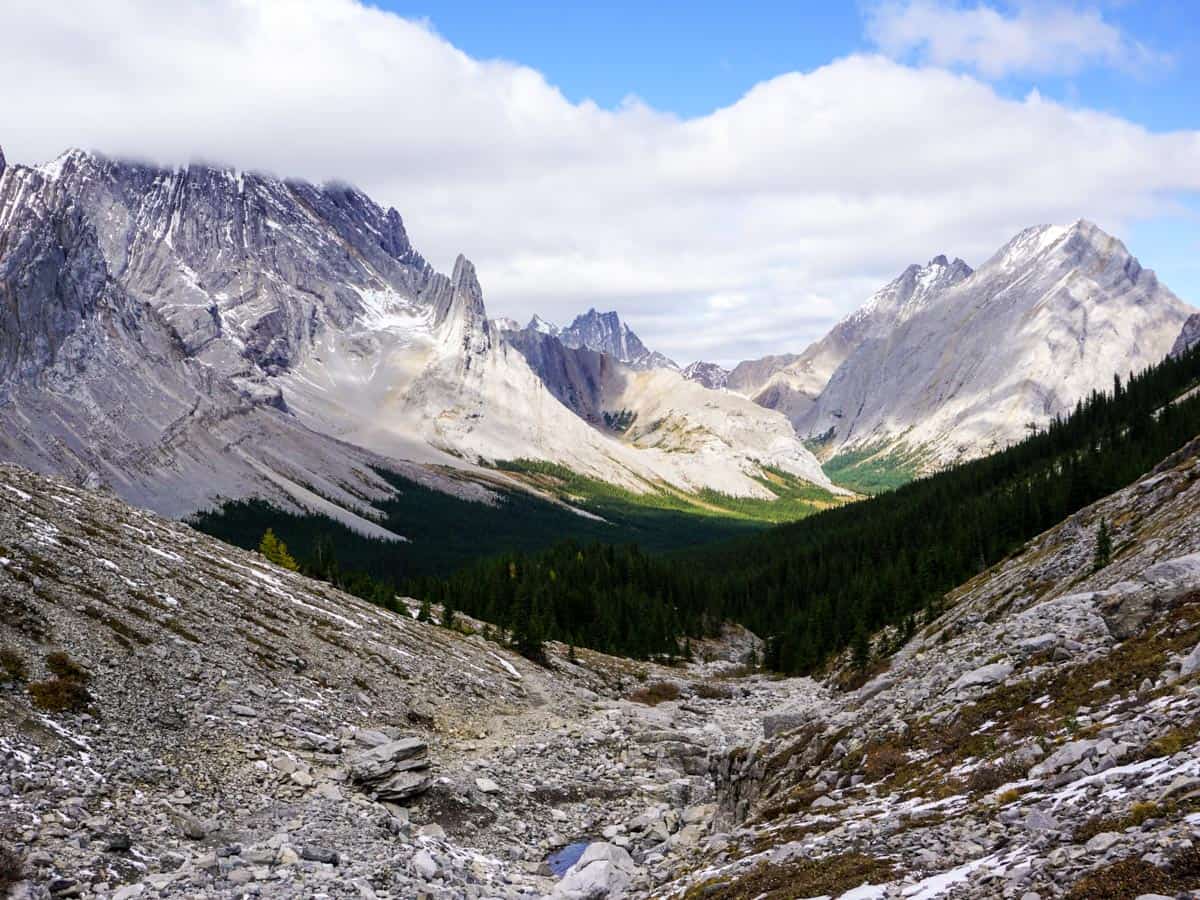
[3,438,1200,899]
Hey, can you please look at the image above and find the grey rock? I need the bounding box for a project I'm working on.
[300,845,340,866]
[952,662,1014,690]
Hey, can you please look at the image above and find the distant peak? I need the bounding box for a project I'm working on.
[930,254,948,268]
[528,314,558,334]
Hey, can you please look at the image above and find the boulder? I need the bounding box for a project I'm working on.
[553,842,638,899]
[1179,640,1200,679]
[347,737,432,801]
[1029,739,1099,778]
[762,704,809,738]
[952,662,1014,691]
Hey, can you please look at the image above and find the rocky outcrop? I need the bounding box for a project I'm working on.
[347,736,433,801]
[1174,312,1200,358]
[680,361,729,391]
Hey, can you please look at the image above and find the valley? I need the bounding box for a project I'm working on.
[3,139,1200,899]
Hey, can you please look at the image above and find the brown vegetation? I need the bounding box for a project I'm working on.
[683,852,896,900]
[627,681,681,706]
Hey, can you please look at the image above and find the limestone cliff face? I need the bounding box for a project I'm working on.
[1173,312,1200,358]
[794,222,1191,467]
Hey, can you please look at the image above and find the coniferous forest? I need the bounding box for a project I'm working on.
[198,344,1200,674]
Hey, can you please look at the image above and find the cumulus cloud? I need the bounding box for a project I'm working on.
[866,1,1171,79]
[0,0,1197,364]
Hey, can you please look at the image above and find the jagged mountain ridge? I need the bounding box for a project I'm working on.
[499,323,838,492]
[557,308,678,371]
[736,254,974,428]
[0,146,836,514]
[798,221,1194,467]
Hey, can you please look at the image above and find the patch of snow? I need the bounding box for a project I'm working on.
[487,651,522,680]
[1,482,33,502]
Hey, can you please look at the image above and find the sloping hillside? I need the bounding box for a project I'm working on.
[668,437,1200,899]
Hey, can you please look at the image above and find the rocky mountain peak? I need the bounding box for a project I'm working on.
[681,360,730,391]
[527,313,559,335]
[558,308,677,371]
[0,144,6,178]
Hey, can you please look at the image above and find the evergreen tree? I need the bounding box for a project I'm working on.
[417,598,432,623]
[1093,518,1112,572]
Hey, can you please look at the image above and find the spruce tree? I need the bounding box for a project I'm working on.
[1093,518,1112,572]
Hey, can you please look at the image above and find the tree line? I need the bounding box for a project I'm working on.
[225,343,1200,673]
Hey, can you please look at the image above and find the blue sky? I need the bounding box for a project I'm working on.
[375,0,1200,337]
[386,1,1198,129]
[4,0,1198,362]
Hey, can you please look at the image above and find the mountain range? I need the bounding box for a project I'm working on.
[0,145,1196,528]
[0,147,835,532]
[685,224,1194,475]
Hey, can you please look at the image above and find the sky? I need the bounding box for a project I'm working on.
[1,0,1198,365]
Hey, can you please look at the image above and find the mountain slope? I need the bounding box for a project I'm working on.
[801,221,1193,468]
[499,325,838,495]
[745,255,973,427]
[0,149,434,533]
[1175,312,1200,357]
[683,432,1200,899]
[0,147,833,517]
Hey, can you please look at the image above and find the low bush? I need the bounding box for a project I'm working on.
[627,681,681,706]
[693,682,735,700]
[28,678,91,713]
[966,761,1025,795]
[0,843,23,892]
[45,651,89,682]
[0,648,27,684]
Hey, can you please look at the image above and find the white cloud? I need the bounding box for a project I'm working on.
[0,0,1197,364]
[866,1,1171,79]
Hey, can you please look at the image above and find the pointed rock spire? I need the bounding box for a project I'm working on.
[0,145,6,178]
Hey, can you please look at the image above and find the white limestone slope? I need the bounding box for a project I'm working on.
[281,259,837,498]
[606,368,840,495]
[800,221,1196,467]
[0,147,836,516]
[743,255,973,428]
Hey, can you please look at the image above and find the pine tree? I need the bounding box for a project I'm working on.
[1093,518,1112,572]
[417,598,432,623]
[851,620,872,670]
[258,528,299,571]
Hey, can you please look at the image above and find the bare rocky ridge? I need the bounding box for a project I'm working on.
[554,310,677,373]
[679,362,729,392]
[0,146,834,516]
